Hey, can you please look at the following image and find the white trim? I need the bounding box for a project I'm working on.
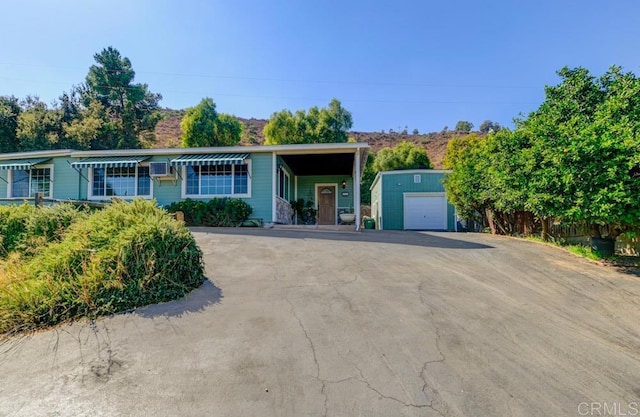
[180,160,252,199]
[380,169,452,175]
[0,149,73,160]
[354,149,361,231]
[87,164,154,201]
[370,170,451,191]
[277,168,290,200]
[6,164,54,199]
[70,142,369,158]
[402,192,448,230]
[315,183,339,225]
[272,153,277,222]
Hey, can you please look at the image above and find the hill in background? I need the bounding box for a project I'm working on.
[154,109,484,169]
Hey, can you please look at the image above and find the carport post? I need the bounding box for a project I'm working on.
[354,149,361,231]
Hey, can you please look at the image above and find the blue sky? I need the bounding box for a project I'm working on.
[1,0,639,133]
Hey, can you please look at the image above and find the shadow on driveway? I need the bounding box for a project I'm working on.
[190,227,493,250]
[136,279,223,319]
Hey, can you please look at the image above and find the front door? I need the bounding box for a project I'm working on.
[317,186,336,225]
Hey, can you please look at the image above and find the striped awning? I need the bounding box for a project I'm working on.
[170,153,249,167]
[70,156,150,169]
[0,157,51,170]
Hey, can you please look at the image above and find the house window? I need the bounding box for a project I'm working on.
[10,166,52,198]
[414,174,421,184]
[185,163,250,196]
[278,169,290,200]
[91,166,151,198]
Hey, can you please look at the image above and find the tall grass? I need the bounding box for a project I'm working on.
[0,200,204,335]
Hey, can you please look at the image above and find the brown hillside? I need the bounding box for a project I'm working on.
[153,109,482,169]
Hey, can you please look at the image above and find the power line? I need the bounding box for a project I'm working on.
[0,76,540,106]
[0,61,541,90]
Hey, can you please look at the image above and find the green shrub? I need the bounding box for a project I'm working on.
[0,204,36,256]
[0,199,204,335]
[166,198,252,226]
[0,203,88,257]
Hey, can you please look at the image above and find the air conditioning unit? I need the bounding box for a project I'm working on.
[149,162,171,177]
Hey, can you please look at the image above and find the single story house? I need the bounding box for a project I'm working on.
[370,169,456,231]
[0,142,369,229]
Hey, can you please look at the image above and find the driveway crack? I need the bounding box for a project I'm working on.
[285,296,328,417]
[349,361,445,414]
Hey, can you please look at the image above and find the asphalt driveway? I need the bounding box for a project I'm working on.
[2,229,640,416]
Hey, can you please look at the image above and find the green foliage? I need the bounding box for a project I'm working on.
[0,204,37,255]
[479,120,501,133]
[180,98,242,147]
[83,46,162,149]
[360,152,376,204]
[263,98,353,144]
[0,47,162,152]
[290,199,317,225]
[373,141,432,172]
[16,96,63,151]
[0,203,87,256]
[455,120,474,132]
[0,96,21,153]
[443,134,491,218]
[165,198,252,226]
[0,200,204,335]
[443,65,640,237]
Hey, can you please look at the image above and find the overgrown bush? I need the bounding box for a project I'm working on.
[165,198,252,226]
[0,203,88,256]
[0,200,204,335]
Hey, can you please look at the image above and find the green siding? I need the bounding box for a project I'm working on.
[52,157,81,200]
[380,171,455,231]
[0,156,80,202]
[148,152,274,222]
[296,175,354,213]
[245,153,273,221]
[0,153,276,222]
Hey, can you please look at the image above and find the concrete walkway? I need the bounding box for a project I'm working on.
[2,230,640,416]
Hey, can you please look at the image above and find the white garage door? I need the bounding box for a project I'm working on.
[403,194,447,230]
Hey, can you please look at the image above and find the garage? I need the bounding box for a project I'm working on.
[403,193,447,230]
[370,170,455,230]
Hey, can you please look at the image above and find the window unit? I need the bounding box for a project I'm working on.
[277,168,290,201]
[183,162,250,198]
[89,165,152,199]
[8,165,53,199]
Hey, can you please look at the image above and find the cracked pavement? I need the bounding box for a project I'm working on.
[2,229,640,416]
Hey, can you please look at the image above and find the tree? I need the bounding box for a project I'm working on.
[479,120,501,133]
[455,120,473,132]
[263,98,353,145]
[63,99,106,150]
[412,128,419,135]
[213,113,243,147]
[443,134,492,219]
[360,152,376,204]
[0,96,21,152]
[83,46,162,149]
[180,98,243,147]
[373,141,432,172]
[16,96,63,151]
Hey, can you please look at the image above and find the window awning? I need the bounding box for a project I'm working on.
[0,157,51,170]
[170,153,249,167]
[70,156,150,169]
